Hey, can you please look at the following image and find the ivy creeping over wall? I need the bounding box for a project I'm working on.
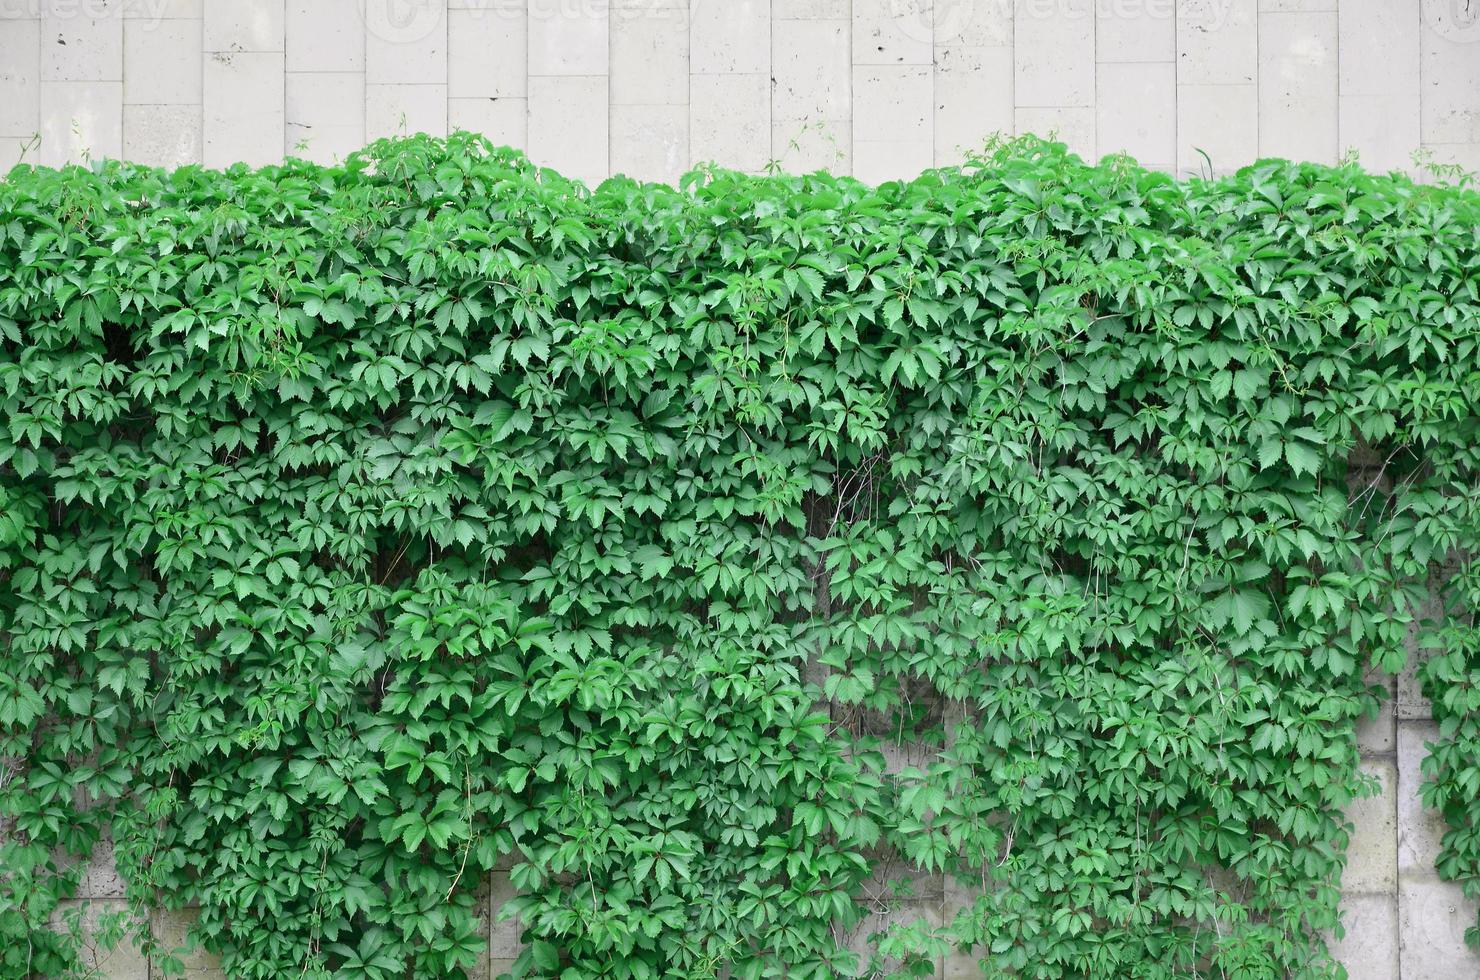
[2,134,1480,979]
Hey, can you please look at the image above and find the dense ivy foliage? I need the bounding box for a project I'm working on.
[2,134,1480,979]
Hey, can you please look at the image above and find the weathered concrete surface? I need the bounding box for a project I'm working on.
[1344,759,1398,894]
[1399,876,1480,979]
[1329,891,1400,980]
[3,0,1475,178]
[49,899,149,980]
[152,907,226,978]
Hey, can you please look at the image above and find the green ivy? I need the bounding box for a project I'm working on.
[2,133,1479,979]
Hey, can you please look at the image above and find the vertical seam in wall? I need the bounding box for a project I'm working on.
[524,0,532,165]
[1010,0,1017,137]
[281,0,289,158]
[1252,0,1260,159]
[120,3,127,158]
[1334,0,1341,161]
[687,1,695,171]
[1395,717,1404,980]
[603,1,610,175]
[847,0,853,172]
[359,4,367,163]
[1089,0,1097,161]
[199,5,207,169]
[443,0,451,137]
[769,0,775,170]
[196,12,205,167]
[1416,0,1423,172]
[606,0,612,173]
[365,0,373,152]
[1171,0,1178,177]
[928,0,936,170]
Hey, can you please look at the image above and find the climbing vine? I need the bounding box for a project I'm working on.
[1,134,1478,978]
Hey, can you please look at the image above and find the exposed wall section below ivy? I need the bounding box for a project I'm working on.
[2,134,1479,979]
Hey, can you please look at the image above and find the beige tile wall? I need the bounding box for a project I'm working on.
[2,0,1477,182]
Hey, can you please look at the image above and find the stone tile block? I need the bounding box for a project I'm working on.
[1176,0,1256,85]
[852,64,930,145]
[609,2,685,104]
[690,0,768,74]
[933,0,1012,46]
[853,0,932,65]
[855,138,932,184]
[0,18,41,135]
[528,0,607,75]
[39,79,122,165]
[772,17,850,120]
[1342,94,1421,175]
[124,102,202,165]
[1258,10,1338,163]
[466,879,492,980]
[1339,0,1419,98]
[152,907,225,978]
[50,899,149,979]
[772,115,848,173]
[286,0,362,72]
[366,81,447,139]
[1013,0,1092,107]
[1397,720,1449,877]
[933,44,1012,166]
[365,0,446,83]
[203,49,284,167]
[286,71,364,162]
[1398,876,1480,979]
[1014,105,1094,160]
[1344,759,1397,895]
[1355,668,1398,756]
[610,103,686,183]
[1261,0,1335,8]
[527,73,606,182]
[773,0,848,18]
[42,0,123,81]
[77,839,127,898]
[1176,82,1257,176]
[203,0,282,51]
[1421,23,1480,145]
[1397,631,1433,721]
[843,895,944,970]
[489,867,523,958]
[1097,0,1175,62]
[448,5,525,98]
[1330,892,1399,980]
[448,95,526,149]
[122,0,202,16]
[691,72,769,171]
[943,873,984,977]
[1096,61,1176,170]
[123,17,200,104]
